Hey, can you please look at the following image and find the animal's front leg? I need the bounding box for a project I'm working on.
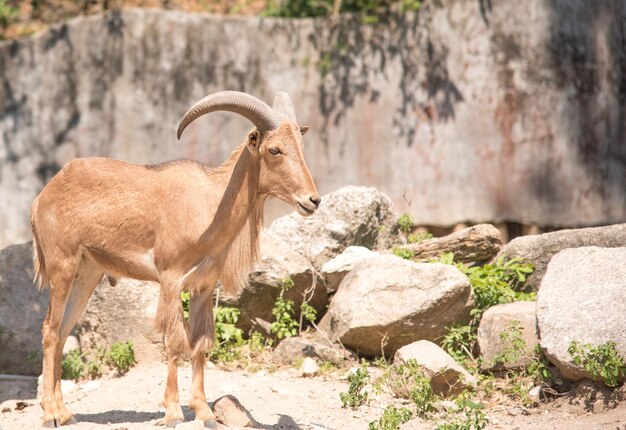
[188,287,217,425]
[160,342,184,427]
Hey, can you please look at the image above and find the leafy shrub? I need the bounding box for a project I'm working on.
[435,393,489,430]
[492,320,526,368]
[340,366,370,408]
[526,345,552,384]
[181,291,190,320]
[568,340,626,387]
[61,349,85,380]
[383,360,434,417]
[408,231,432,244]
[211,307,245,362]
[392,247,413,260]
[397,212,413,234]
[265,0,421,21]
[270,277,300,340]
[108,341,136,375]
[0,0,18,30]
[368,405,413,430]
[442,324,477,365]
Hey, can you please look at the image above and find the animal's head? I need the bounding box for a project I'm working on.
[177,91,320,216]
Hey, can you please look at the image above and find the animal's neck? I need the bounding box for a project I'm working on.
[201,144,263,253]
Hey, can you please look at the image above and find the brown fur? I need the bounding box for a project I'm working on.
[31,121,319,427]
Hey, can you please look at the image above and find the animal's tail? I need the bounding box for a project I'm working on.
[30,197,48,290]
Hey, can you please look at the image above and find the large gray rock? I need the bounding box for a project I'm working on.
[495,224,626,291]
[537,247,626,382]
[269,186,401,270]
[221,231,327,334]
[76,278,164,362]
[477,301,539,370]
[319,255,473,357]
[321,246,377,294]
[0,242,48,375]
[394,340,477,396]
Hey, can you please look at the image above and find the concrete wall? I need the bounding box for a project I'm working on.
[0,1,625,248]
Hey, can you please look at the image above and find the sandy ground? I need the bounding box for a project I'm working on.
[0,363,625,430]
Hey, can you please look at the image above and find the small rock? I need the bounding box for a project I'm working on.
[63,336,80,355]
[394,340,477,396]
[528,386,542,403]
[213,394,258,428]
[435,400,457,411]
[272,334,351,365]
[300,357,320,377]
[0,399,32,412]
[175,420,205,430]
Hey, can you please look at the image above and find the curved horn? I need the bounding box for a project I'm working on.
[273,92,297,122]
[177,91,280,140]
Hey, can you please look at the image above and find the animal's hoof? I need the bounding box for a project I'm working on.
[41,418,59,428]
[158,417,184,428]
[61,415,76,425]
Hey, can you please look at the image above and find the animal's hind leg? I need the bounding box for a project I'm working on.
[188,287,217,424]
[41,258,79,427]
[53,257,104,425]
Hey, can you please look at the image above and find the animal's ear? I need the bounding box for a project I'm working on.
[247,130,260,150]
[299,126,309,136]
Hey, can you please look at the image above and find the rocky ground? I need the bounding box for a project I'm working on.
[1,363,625,430]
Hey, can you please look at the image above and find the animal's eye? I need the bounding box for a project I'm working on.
[268,147,281,155]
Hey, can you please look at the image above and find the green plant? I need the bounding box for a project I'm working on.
[340,366,370,408]
[492,320,526,368]
[0,0,18,30]
[442,324,477,365]
[397,212,413,234]
[264,0,421,20]
[392,247,413,260]
[368,405,413,430]
[526,345,552,384]
[211,307,245,362]
[270,277,299,340]
[180,291,191,320]
[408,231,432,244]
[300,302,317,324]
[61,349,85,380]
[435,393,488,430]
[383,360,434,417]
[464,257,535,320]
[108,342,136,375]
[568,340,626,387]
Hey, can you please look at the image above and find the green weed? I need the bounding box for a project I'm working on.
[270,277,299,340]
[392,247,414,260]
[211,307,245,363]
[61,349,85,380]
[492,320,526,368]
[108,341,136,375]
[408,231,433,244]
[340,366,370,409]
[435,393,488,430]
[397,212,413,234]
[568,340,626,387]
[383,360,434,417]
[368,405,413,430]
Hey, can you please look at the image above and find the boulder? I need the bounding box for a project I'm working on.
[212,394,258,428]
[395,224,502,265]
[537,247,626,382]
[269,186,402,270]
[394,340,477,396]
[494,224,626,291]
[221,231,327,334]
[272,333,351,365]
[319,255,473,357]
[0,242,48,375]
[477,301,539,370]
[321,246,377,294]
[76,278,164,362]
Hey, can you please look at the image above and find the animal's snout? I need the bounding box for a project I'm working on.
[309,196,321,208]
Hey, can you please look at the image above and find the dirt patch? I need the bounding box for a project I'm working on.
[1,364,625,429]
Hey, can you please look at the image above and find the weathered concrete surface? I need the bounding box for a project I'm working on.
[1,1,625,248]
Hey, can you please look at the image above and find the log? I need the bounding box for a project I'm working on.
[396,224,502,265]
